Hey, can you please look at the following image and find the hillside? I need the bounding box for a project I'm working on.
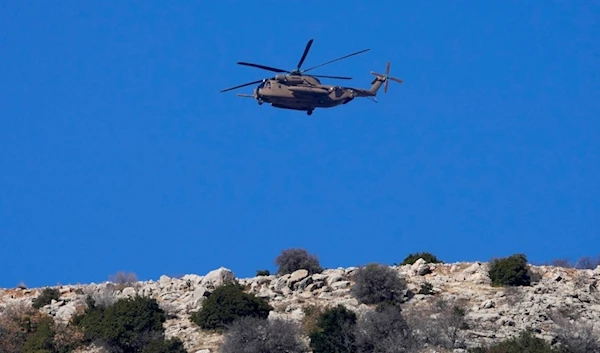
[1,259,599,353]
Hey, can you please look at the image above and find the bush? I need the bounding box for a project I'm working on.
[309,305,357,353]
[355,303,415,353]
[109,271,138,288]
[0,302,83,353]
[301,305,324,336]
[220,316,307,353]
[0,302,35,353]
[256,269,270,276]
[400,252,443,265]
[351,263,406,305]
[32,287,60,309]
[468,329,562,353]
[405,297,469,350]
[574,256,599,270]
[550,258,573,268]
[190,281,272,331]
[550,311,600,353]
[72,295,173,353]
[418,282,434,295]
[141,338,187,353]
[22,314,55,353]
[488,253,531,287]
[275,248,323,275]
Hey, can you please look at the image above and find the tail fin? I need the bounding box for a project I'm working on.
[369,62,403,95]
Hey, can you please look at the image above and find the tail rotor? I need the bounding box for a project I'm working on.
[370,62,403,93]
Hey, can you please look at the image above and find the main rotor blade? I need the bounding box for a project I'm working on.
[297,39,314,71]
[220,79,264,93]
[237,62,288,73]
[302,48,370,73]
[312,74,352,80]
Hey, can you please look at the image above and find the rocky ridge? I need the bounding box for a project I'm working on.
[1,260,600,353]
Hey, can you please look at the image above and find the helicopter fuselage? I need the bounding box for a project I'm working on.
[253,75,357,113]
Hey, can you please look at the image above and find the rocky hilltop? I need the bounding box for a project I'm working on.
[2,260,600,353]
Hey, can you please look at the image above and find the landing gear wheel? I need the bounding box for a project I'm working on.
[307,110,313,116]
[258,99,263,105]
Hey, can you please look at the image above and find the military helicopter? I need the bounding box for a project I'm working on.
[220,39,403,115]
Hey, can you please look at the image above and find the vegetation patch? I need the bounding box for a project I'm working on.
[488,253,531,287]
[275,248,323,275]
[351,263,406,305]
[32,287,60,309]
[400,252,443,265]
[190,281,272,331]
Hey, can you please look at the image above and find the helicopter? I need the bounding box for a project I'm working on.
[220,39,403,115]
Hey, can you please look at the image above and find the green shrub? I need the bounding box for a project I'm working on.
[190,282,272,331]
[72,295,171,353]
[256,269,270,276]
[141,338,187,353]
[468,329,562,352]
[400,252,443,265]
[275,248,323,275]
[309,305,357,353]
[488,253,531,287]
[32,287,60,309]
[0,305,81,353]
[351,263,406,305]
[418,282,434,295]
[22,315,55,353]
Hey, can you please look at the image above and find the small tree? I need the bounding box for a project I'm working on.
[109,271,138,289]
[355,303,415,353]
[550,258,573,268]
[220,316,307,353]
[488,253,531,287]
[309,305,357,353]
[400,252,443,265]
[351,263,406,305]
[405,297,469,350]
[275,248,323,275]
[190,282,272,331]
[574,256,598,270]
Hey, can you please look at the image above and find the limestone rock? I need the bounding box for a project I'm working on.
[3,262,600,352]
[201,267,235,289]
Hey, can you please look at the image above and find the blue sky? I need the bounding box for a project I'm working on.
[1,1,598,288]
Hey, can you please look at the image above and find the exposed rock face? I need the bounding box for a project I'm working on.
[1,261,599,353]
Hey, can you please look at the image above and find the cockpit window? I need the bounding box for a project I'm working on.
[258,81,265,89]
